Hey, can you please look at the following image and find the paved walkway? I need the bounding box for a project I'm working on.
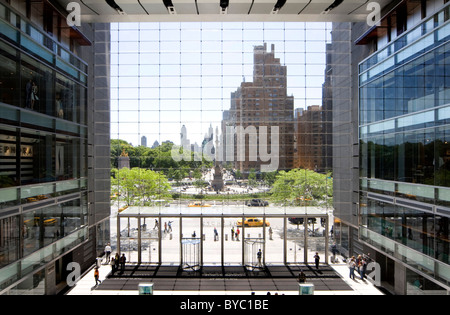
[66,257,384,295]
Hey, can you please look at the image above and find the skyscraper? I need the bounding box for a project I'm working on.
[228,43,294,174]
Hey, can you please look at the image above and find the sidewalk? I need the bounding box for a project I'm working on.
[66,258,384,295]
[329,262,384,295]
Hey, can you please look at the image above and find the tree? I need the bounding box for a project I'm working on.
[270,169,333,207]
[248,169,257,187]
[111,167,171,206]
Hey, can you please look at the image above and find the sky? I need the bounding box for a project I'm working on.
[110,22,332,146]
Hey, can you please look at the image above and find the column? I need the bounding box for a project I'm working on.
[158,216,162,264]
[138,217,141,264]
[180,217,183,266]
[325,215,329,265]
[283,217,287,265]
[117,214,121,256]
[304,217,308,263]
[221,216,224,266]
[200,217,204,268]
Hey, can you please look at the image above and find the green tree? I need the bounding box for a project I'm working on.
[270,169,333,207]
[111,167,171,206]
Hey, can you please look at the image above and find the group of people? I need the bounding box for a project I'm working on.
[230,227,241,241]
[94,243,127,285]
[348,254,371,281]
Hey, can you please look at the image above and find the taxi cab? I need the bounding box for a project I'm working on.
[236,217,270,227]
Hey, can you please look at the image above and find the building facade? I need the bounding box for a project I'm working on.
[333,0,450,294]
[230,43,294,174]
[294,105,325,172]
[0,0,110,295]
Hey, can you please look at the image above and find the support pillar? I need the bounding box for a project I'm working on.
[180,217,183,266]
[138,217,142,264]
[304,217,308,264]
[158,217,162,264]
[221,216,224,266]
[325,215,329,265]
[117,214,121,257]
[283,217,287,265]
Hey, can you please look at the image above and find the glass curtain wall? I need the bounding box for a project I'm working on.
[110,22,333,265]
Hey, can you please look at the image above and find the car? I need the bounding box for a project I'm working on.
[288,218,317,225]
[188,201,211,207]
[246,199,269,207]
[236,217,270,227]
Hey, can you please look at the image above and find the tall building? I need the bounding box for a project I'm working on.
[294,105,324,172]
[0,0,110,294]
[333,0,450,294]
[141,135,147,147]
[229,43,294,174]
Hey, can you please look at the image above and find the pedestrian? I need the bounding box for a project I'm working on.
[164,222,168,233]
[154,219,159,230]
[360,258,368,280]
[314,252,320,270]
[236,228,240,241]
[115,253,120,272]
[231,227,235,241]
[331,242,338,263]
[94,267,101,286]
[111,257,116,275]
[214,227,218,242]
[120,254,126,273]
[168,221,173,232]
[104,243,112,263]
[298,271,306,283]
[257,249,262,267]
[348,256,356,280]
[356,255,362,274]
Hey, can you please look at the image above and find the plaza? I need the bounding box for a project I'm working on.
[114,204,331,268]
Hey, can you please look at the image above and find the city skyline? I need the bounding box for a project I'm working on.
[111,22,331,146]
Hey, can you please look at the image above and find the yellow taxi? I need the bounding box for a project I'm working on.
[236,217,270,227]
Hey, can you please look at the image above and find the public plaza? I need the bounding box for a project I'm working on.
[65,202,383,295]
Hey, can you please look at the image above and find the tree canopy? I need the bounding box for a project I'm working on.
[111,167,171,206]
[270,169,333,207]
[111,139,213,176]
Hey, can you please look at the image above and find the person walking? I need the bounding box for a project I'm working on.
[119,254,126,273]
[110,256,116,275]
[257,249,262,267]
[314,252,320,270]
[114,253,120,273]
[104,243,112,263]
[348,256,357,280]
[231,227,235,241]
[214,227,218,242]
[94,267,101,286]
[360,258,368,280]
